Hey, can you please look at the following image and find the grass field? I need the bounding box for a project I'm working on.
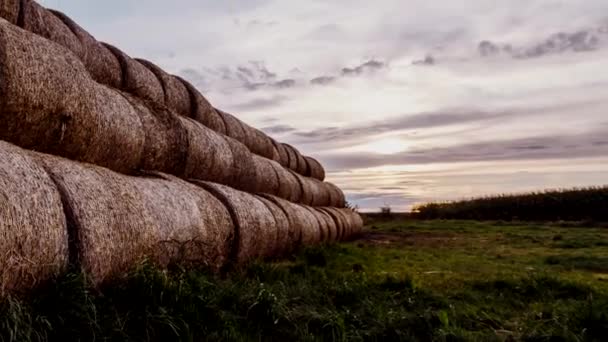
[2,219,608,341]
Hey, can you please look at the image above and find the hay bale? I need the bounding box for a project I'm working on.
[193,181,278,263]
[256,196,291,257]
[0,0,19,24]
[123,93,188,175]
[281,143,299,171]
[272,140,289,167]
[295,151,309,176]
[49,10,122,88]
[37,154,234,284]
[334,209,363,240]
[103,44,165,105]
[318,208,346,242]
[269,139,281,162]
[136,58,192,117]
[305,156,325,181]
[270,161,302,203]
[311,179,332,207]
[20,1,85,59]
[217,109,248,146]
[258,194,303,254]
[298,205,322,245]
[224,136,257,193]
[292,172,314,206]
[177,77,227,135]
[0,141,68,295]
[252,155,280,195]
[178,117,234,185]
[0,22,145,173]
[240,123,275,160]
[303,207,332,244]
[316,209,338,243]
[326,182,347,208]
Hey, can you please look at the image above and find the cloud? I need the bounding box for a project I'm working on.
[479,25,608,59]
[261,124,296,134]
[412,55,436,66]
[310,75,336,85]
[320,128,608,171]
[230,95,287,111]
[341,59,386,76]
[271,79,296,89]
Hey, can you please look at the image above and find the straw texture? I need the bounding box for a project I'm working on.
[136,58,191,117]
[194,182,278,263]
[298,205,323,245]
[37,154,234,284]
[271,161,302,203]
[252,155,280,195]
[319,207,346,242]
[0,141,68,295]
[0,0,19,24]
[178,77,227,134]
[305,156,325,181]
[46,9,122,88]
[103,44,165,105]
[258,195,303,253]
[256,196,291,257]
[0,20,145,173]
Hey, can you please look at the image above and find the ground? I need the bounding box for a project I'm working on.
[3,219,608,341]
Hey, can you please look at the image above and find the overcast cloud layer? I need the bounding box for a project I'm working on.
[43,0,608,211]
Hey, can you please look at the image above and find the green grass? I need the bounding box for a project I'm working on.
[2,219,608,341]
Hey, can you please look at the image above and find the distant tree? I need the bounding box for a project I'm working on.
[380,203,392,218]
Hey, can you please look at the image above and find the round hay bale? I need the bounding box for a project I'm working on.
[305,156,325,181]
[48,10,122,88]
[269,139,281,162]
[0,22,145,173]
[0,0,20,24]
[256,196,290,257]
[123,93,188,175]
[270,162,302,203]
[272,140,289,167]
[332,208,352,240]
[252,155,281,195]
[318,207,347,242]
[317,209,338,243]
[103,44,165,105]
[0,141,68,295]
[217,109,248,146]
[240,124,275,160]
[193,181,278,263]
[136,58,191,117]
[177,77,227,134]
[303,207,332,244]
[297,204,322,245]
[178,117,234,185]
[281,143,299,171]
[295,151,309,176]
[20,1,85,59]
[224,136,257,193]
[325,182,347,208]
[37,154,234,284]
[292,172,314,206]
[258,194,303,254]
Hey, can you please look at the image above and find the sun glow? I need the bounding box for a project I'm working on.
[358,138,408,155]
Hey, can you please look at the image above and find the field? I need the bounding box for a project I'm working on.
[2,218,608,341]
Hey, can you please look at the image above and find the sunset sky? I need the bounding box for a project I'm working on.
[42,0,608,211]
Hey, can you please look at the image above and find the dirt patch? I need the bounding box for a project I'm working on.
[356,231,464,248]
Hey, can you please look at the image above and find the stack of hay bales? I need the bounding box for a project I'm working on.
[0,1,364,294]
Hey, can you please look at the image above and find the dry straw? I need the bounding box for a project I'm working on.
[20,0,85,60]
[282,143,299,171]
[258,194,303,253]
[252,155,281,195]
[136,58,192,117]
[193,181,278,264]
[319,207,350,241]
[217,109,248,147]
[0,0,19,24]
[177,77,227,135]
[297,205,323,245]
[305,156,325,181]
[256,195,291,257]
[272,140,290,167]
[316,209,338,243]
[326,182,347,208]
[0,142,68,295]
[123,93,188,175]
[36,153,234,284]
[224,136,257,193]
[0,21,145,173]
[47,10,122,88]
[271,161,302,203]
[103,44,165,105]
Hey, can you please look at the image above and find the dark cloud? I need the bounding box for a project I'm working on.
[320,128,608,171]
[261,124,296,134]
[310,75,336,85]
[479,25,607,59]
[271,79,296,89]
[341,59,386,76]
[291,110,508,142]
[230,95,287,111]
[412,55,435,66]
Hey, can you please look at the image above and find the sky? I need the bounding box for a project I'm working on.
[41,0,608,212]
